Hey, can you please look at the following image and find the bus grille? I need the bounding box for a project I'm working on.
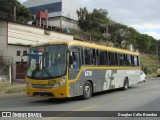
[33,92,54,97]
[32,84,54,88]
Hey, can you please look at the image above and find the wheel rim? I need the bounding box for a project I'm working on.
[84,84,91,97]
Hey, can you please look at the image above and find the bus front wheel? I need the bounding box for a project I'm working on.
[82,81,92,100]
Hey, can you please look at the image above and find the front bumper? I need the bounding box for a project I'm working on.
[26,86,68,98]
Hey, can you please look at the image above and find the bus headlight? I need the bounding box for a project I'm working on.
[53,77,66,87]
[54,80,65,87]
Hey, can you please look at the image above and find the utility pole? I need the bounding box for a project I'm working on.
[13,6,16,22]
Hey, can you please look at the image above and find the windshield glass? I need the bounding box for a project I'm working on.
[27,45,67,79]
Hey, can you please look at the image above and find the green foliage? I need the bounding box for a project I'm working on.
[140,53,157,74]
[77,7,88,30]
[107,23,130,47]
[76,7,158,52]
[77,8,110,32]
[0,0,32,23]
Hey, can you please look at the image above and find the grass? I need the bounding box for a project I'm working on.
[146,73,157,79]
[0,82,25,96]
[140,53,157,75]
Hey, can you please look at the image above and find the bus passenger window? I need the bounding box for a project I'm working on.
[109,52,116,65]
[118,53,125,66]
[99,51,106,65]
[134,56,139,66]
[84,48,92,65]
[126,55,131,66]
[92,49,96,65]
[70,52,80,69]
[105,52,109,65]
[115,53,118,65]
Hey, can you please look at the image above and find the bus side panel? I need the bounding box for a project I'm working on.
[69,69,105,97]
[69,68,140,97]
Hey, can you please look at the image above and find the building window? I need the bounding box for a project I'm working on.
[29,2,62,15]
[17,51,21,56]
[23,50,27,56]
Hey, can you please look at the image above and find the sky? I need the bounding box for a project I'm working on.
[19,0,160,40]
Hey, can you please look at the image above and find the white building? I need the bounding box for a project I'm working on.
[23,0,80,29]
[0,19,73,81]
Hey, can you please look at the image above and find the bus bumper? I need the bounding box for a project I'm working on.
[26,87,68,98]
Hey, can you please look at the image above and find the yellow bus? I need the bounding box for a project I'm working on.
[24,40,140,99]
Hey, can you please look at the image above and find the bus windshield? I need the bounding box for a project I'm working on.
[27,45,67,79]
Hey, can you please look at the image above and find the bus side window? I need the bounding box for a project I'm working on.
[118,53,125,66]
[73,52,80,69]
[108,52,111,65]
[134,56,139,66]
[69,46,81,69]
[109,52,116,65]
[91,49,96,65]
[115,53,118,66]
[106,51,109,66]
[123,54,126,65]
[131,55,134,66]
[126,54,131,66]
[99,50,106,65]
[69,52,81,69]
[96,50,100,65]
[84,48,92,65]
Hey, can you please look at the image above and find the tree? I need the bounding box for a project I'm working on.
[85,9,110,32]
[0,0,32,23]
[76,7,157,52]
[77,8,111,32]
[77,7,88,31]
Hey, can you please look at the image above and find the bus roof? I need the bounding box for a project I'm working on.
[32,40,139,55]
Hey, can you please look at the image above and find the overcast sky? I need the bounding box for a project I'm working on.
[19,0,160,40]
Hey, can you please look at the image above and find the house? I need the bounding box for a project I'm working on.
[0,19,73,81]
[23,0,79,30]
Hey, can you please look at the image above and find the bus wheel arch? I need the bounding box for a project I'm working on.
[122,77,129,90]
[82,80,93,100]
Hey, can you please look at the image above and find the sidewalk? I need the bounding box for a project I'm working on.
[12,79,26,85]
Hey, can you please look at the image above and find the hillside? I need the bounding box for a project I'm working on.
[140,53,157,76]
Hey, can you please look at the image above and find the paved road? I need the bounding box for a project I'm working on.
[0,77,160,120]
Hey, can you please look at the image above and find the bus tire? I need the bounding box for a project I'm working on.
[82,81,92,100]
[122,78,129,90]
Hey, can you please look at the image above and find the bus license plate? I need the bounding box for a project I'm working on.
[40,90,45,93]
[48,80,56,84]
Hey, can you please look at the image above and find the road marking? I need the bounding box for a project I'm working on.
[75,105,98,111]
[42,105,98,120]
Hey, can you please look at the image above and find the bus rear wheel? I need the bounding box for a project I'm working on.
[82,81,92,100]
[122,79,129,90]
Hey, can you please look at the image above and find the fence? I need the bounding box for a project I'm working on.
[0,56,13,83]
